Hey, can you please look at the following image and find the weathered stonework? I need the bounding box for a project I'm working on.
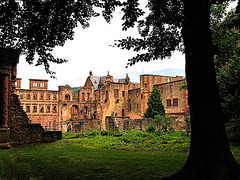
[0,48,61,148]
[15,71,189,132]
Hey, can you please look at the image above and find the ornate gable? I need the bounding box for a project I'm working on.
[84,77,94,88]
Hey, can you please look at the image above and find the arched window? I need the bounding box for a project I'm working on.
[65,94,70,101]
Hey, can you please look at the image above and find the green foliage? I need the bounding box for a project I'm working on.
[154,114,163,130]
[114,1,184,67]
[2,130,240,179]
[226,120,240,145]
[211,2,240,123]
[183,114,191,137]
[210,3,240,144]
[62,130,191,153]
[144,87,165,118]
[146,124,156,133]
[154,115,176,133]
[179,81,187,90]
[161,115,174,132]
[0,139,189,180]
[0,0,123,77]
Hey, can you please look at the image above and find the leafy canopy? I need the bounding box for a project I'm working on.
[0,0,143,77]
[211,2,240,122]
[113,0,239,68]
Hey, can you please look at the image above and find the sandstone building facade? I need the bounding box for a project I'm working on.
[0,48,61,149]
[15,71,189,132]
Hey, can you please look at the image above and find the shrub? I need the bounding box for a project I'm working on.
[226,120,240,145]
[146,124,156,133]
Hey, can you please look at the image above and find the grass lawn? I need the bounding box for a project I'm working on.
[0,131,240,179]
[0,140,188,179]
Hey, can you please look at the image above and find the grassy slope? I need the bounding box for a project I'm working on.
[1,131,240,179]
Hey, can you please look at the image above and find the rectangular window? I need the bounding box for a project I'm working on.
[15,81,18,87]
[33,82,38,87]
[20,93,23,99]
[161,87,163,93]
[40,94,44,100]
[167,99,172,107]
[170,85,173,92]
[46,105,50,113]
[40,105,44,113]
[122,91,125,97]
[145,83,148,89]
[173,98,178,106]
[40,83,45,87]
[114,89,119,98]
[26,106,30,113]
[33,106,37,113]
[53,105,57,113]
[33,93,37,100]
[106,90,109,100]
[53,94,57,100]
[82,93,85,101]
[27,94,30,99]
[47,94,51,100]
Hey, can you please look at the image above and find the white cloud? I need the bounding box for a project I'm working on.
[17,0,185,90]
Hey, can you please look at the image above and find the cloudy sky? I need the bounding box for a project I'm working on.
[17,1,186,90]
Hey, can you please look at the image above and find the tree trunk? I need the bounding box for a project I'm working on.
[164,1,240,179]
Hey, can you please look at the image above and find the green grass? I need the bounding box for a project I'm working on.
[0,140,188,179]
[1,130,240,179]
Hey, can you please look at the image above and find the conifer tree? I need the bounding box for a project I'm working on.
[144,87,165,119]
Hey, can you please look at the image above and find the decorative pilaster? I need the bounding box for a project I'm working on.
[0,73,9,128]
[0,73,11,149]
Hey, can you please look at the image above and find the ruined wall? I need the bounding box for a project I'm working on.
[10,88,62,146]
[0,48,20,148]
[15,72,188,133]
[14,88,59,130]
[154,79,188,122]
[98,82,129,127]
[128,88,142,117]
[105,116,152,131]
[62,119,101,132]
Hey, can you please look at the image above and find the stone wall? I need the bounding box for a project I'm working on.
[10,94,62,146]
[105,116,152,131]
[62,119,101,132]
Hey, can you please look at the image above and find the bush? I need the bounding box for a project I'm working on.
[146,124,156,133]
[226,120,240,145]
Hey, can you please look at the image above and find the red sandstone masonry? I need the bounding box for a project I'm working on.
[15,72,189,132]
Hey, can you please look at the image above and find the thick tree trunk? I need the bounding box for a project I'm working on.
[164,1,240,179]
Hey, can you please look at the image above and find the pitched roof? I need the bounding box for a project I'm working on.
[89,74,129,89]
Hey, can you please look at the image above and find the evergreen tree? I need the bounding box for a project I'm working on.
[144,87,165,119]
